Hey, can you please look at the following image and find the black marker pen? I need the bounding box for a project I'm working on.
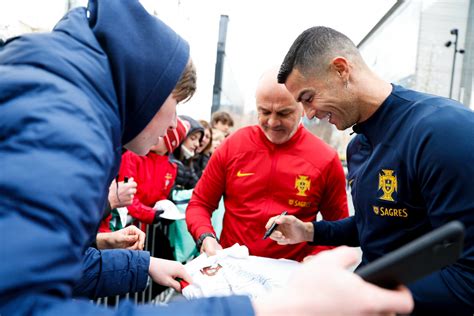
[263,211,288,239]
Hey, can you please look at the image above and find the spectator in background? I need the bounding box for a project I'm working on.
[99,117,190,232]
[186,68,349,261]
[210,128,226,154]
[193,119,213,178]
[210,110,234,136]
[94,177,138,249]
[103,117,192,299]
[108,177,138,211]
[167,116,205,263]
[170,115,204,190]
[98,177,138,226]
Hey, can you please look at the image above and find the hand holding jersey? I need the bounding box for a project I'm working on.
[201,236,223,256]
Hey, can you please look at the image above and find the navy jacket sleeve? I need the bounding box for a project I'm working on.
[405,108,474,313]
[311,216,360,247]
[73,248,150,299]
[72,249,256,315]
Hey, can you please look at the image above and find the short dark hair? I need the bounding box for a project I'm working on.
[211,111,234,127]
[278,26,359,84]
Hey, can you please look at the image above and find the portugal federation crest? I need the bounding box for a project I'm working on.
[165,172,173,189]
[295,175,311,196]
[378,169,397,202]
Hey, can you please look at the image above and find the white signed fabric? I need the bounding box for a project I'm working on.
[182,244,301,299]
[154,199,185,220]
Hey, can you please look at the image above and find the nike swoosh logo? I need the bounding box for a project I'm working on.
[237,170,255,177]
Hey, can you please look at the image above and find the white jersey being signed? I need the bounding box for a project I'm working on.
[182,244,300,299]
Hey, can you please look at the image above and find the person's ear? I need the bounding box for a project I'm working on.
[331,57,349,80]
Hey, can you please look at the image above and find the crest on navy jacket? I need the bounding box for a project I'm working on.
[378,169,397,202]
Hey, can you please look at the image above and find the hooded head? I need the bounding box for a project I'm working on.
[179,115,205,141]
[163,117,191,153]
[88,0,190,146]
[174,115,204,160]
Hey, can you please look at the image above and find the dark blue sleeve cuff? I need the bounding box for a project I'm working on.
[310,216,359,247]
[136,250,151,292]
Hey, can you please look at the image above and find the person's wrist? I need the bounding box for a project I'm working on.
[148,256,157,274]
[96,233,110,249]
[196,232,216,250]
[304,222,314,242]
[109,197,118,209]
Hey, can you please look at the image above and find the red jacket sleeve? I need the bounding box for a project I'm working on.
[118,152,156,224]
[186,146,227,240]
[126,197,156,224]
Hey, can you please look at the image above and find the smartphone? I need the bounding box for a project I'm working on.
[356,221,465,289]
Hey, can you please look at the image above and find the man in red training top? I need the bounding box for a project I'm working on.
[186,68,349,261]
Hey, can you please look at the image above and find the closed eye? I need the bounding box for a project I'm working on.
[298,91,314,105]
[258,109,271,115]
[277,110,292,117]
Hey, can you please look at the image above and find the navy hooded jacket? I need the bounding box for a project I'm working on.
[0,0,253,315]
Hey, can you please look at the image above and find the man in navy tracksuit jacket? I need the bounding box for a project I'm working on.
[277,26,473,314]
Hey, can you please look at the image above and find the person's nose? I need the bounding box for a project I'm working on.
[169,112,177,129]
[304,104,320,120]
[267,114,280,128]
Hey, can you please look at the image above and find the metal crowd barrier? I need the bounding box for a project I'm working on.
[93,221,179,308]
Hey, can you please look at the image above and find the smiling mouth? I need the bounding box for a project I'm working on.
[305,111,316,120]
[326,112,332,122]
[315,112,332,122]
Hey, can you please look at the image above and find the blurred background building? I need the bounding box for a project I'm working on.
[359,0,472,109]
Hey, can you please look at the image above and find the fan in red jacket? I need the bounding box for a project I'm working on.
[99,118,190,232]
[186,68,349,262]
